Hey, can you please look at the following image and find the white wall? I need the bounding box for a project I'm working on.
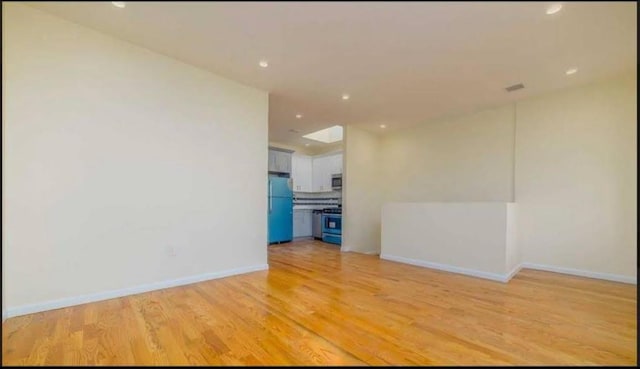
[505,205,520,273]
[307,141,344,156]
[2,3,269,315]
[342,126,382,254]
[515,72,637,278]
[380,105,515,202]
[1,13,6,320]
[371,70,636,282]
[381,202,517,281]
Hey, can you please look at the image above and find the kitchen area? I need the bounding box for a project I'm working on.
[267,146,343,247]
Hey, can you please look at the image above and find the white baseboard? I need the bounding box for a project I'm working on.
[505,263,523,282]
[341,247,379,255]
[380,254,513,283]
[377,255,637,285]
[521,262,636,285]
[344,250,380,255]
[5,264,269,319]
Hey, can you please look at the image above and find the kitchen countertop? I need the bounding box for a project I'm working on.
[293,205,339,210]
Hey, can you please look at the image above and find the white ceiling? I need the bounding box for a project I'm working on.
[29,2,637,147]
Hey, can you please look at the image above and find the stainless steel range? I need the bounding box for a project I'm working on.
[321,207,342,245]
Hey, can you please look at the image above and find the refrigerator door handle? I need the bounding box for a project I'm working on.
[269,181,272,212]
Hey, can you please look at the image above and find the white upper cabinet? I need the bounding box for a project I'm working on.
[312,155,333,192]
[275,150,292,173]
[291,153,313,192]
[290,151,342,193]
[268,148,292,173]
[330,153,343,175]
[268,150,277,171]
[311,156,326,192]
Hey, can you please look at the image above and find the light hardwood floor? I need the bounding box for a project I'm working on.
[2,240,637,365]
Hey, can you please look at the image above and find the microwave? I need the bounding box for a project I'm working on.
[331,174,342,190]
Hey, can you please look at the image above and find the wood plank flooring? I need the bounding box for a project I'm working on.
[2,240,637,365]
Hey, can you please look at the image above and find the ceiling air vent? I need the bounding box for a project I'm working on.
[505,83,524,92]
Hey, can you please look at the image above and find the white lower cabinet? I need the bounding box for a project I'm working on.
[293,209,313,238]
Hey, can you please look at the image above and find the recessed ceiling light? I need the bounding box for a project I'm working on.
[546,3,562,15]
[380,124,386,129]
[259,60,269,68]
[565,68,578,75]
[305,144,310,147]
[296,114,302,119]
[111,1,126,8]
[342,94,350,100]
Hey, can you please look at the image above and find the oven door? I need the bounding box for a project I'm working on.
[322,214,342,235]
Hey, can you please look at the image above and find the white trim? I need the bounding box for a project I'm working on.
[377,255,637,285]
[380,254,512,283]
[521,262,637,285]
[341,248,379,255]
[505,263,523,282]
[5,264,269,318]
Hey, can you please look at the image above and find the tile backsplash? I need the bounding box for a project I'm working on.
[293,190,341,207]
[294,190,342,198]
